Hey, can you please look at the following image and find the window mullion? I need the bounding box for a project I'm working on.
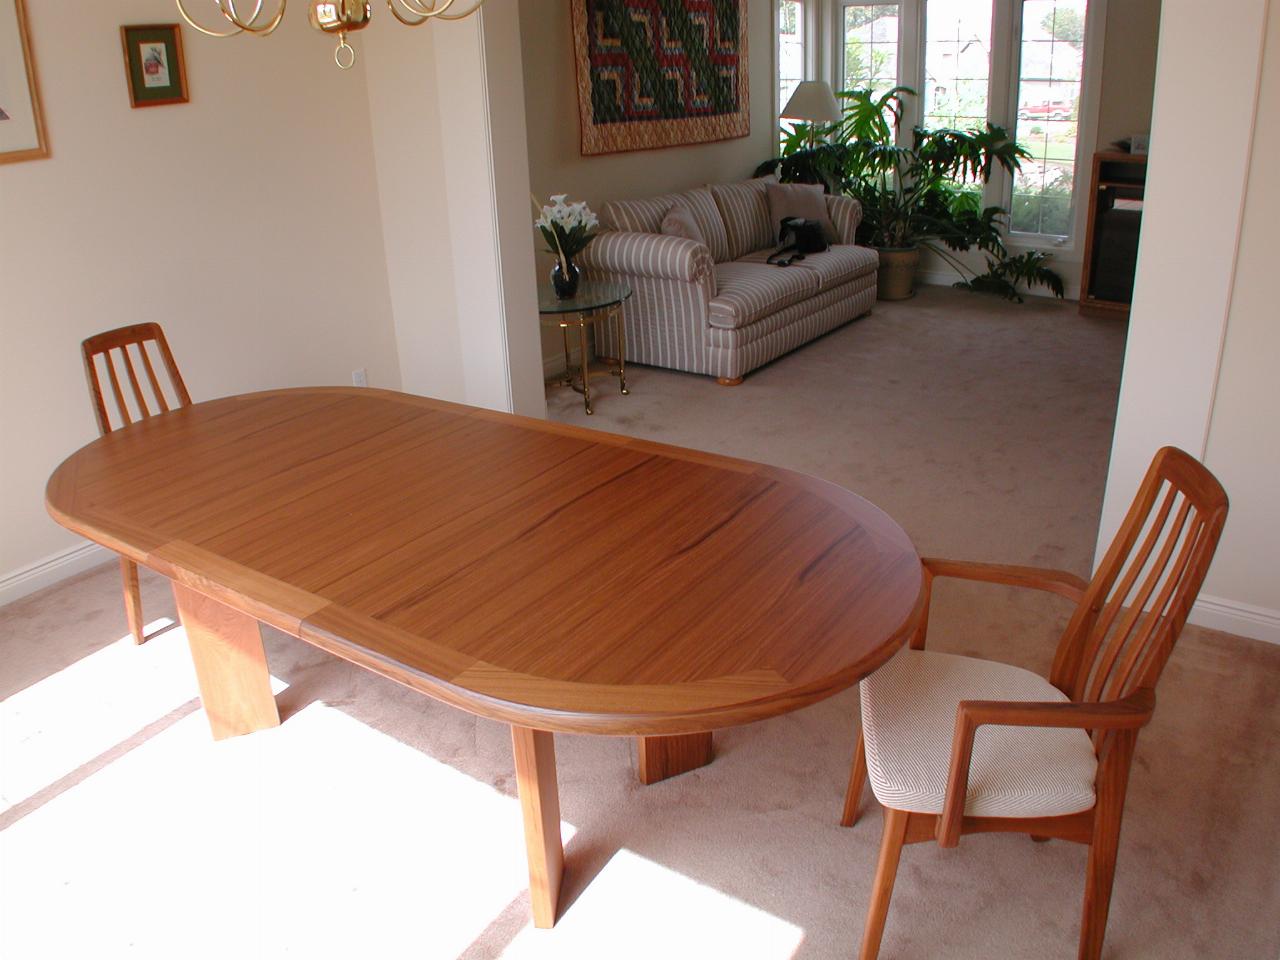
[986,0,1019,215]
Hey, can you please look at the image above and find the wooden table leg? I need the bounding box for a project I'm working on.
[173,583,280,741]
[512,726,564,929]
[636,732,715,785]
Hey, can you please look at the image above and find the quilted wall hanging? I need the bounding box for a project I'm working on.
[570,0,750,156]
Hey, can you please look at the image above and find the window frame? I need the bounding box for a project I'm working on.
[774,0,820,129]
[811,0,1109,255]
[1000,0,1108,252]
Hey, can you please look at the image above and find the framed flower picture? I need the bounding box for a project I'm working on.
[121,24,188,109]
[0,0,49,164]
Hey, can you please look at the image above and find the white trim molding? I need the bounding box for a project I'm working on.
[0,542,111,609]
[1189,595,1280,647]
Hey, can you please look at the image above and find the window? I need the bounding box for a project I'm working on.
[840,3,901,98]
[1011,0,1088,238]
[777,0,807,130]
[923,0,993,130]
[784,0,1097,249]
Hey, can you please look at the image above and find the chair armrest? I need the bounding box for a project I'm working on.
[936,687,1156,847]
[922,557,1089,603]
[578,231,715,284]
[826,194,863,244]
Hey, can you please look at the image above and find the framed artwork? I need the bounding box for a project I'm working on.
[570,0,750,156]
[121,24,188,109]
[0,0,49,164]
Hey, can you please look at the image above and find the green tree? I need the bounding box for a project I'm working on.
[1042,7,1084,48]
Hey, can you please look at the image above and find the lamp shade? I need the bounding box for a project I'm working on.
[780,81,841,124]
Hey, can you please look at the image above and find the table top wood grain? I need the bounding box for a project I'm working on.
[47,388,924,735]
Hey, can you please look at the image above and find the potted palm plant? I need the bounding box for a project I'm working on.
[759,87,1063,301]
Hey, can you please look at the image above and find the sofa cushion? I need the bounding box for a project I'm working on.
[709,261,819,329]
[737,244,879,293]
[600,193,684,234]
[766,181,839,244]
[711,176,778,260]
[661,205,705,244]
[677,186,732,263]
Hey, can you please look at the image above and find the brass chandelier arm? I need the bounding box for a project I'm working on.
[388,0,485,26]
[175,0,285,37]
[220,0,287,34]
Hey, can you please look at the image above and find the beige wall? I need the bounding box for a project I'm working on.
[0,1,403,591]
[1200,0,1279,618]
[1095,0,1162,149]
[364,2,545,416]
[519,0,775,369]
[1097,0,1277,643]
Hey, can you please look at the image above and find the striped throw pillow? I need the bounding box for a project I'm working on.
[710,176,778,260]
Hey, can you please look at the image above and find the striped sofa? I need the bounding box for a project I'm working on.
[580,176,878,384]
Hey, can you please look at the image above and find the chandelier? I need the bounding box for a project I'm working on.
[175,0,486,70]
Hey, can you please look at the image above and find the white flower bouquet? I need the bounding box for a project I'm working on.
[533,194,600,271]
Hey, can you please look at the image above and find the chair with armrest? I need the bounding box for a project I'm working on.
[842,446,1229,960]
[80,323,192,644]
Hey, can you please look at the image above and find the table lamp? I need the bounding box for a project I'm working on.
[781,80,842,147]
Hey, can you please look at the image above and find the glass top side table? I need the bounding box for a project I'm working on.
[538,280,633,415]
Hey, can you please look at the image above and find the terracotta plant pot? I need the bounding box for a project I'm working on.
[875,246,921,301]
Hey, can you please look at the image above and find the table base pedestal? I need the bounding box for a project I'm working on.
[636,732,715,785]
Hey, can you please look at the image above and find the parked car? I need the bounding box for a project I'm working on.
[1019,99,1075,121]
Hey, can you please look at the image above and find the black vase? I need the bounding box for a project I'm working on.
[551,257,581,300]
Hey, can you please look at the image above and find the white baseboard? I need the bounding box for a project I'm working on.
[1188,595,1280,646]
[0,542,111,609]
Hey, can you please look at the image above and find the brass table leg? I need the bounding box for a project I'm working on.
[578,315,593,415]
[616,305,629,396]
[560,328,572,387]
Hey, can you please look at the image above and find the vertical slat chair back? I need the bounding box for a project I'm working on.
[1051,447,1229,708]
[81,324,192,435]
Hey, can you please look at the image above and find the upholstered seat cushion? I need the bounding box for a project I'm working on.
[709,261,819,329]
[861,650,1098,818]
[737,244,879,293]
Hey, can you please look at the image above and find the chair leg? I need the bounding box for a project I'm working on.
[859,807,909,960]
[1078,732,1136,960]
[120,557,145,644]
[841,729,868,827]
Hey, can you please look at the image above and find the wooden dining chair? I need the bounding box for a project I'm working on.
[841,446,1228,960]
[81,323,192,644]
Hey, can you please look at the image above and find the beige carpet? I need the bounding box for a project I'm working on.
[3,286,1279,959]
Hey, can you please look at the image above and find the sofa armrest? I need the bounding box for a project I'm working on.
[579,231,715,285]
[826,194,863,245]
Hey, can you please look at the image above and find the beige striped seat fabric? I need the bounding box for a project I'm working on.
[584,178,878,381]
[709,261,818,328]
[601,187,731,263]
[861,650,1098,818]
[711,176,779,259]
[737,244,879,293]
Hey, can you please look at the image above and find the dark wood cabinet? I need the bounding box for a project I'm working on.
[1079,151,1147,318]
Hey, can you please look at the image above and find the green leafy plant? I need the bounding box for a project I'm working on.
[958,251,1066,302]
[757,86,1065,300]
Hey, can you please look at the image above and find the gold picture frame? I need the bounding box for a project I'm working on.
[0,0,50,164]
[121,23,189,109]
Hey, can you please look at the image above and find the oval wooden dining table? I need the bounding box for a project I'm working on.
[46,387,924,928]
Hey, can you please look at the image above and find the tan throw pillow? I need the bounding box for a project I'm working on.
[660,204,706,245]
[765,181,839,245]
